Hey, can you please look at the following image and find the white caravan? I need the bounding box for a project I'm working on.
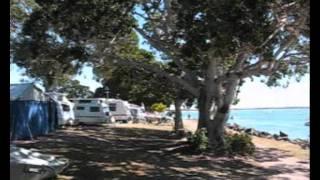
[70,98,111,124]
[129,104,146,122]
[45,92,76,126]
[106,99,133,123]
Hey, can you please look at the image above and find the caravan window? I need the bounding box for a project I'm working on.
[79,100,92,103]
[109,103,116,111]
[103,107,109,112]
[90,107,100,112]
[62,104,70,112]
[76,106,85,110]
[130,109,138,116]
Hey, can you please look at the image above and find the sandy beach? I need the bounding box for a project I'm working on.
[14,121,309,179]
[120,120,309,160]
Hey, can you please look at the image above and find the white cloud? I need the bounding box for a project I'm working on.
[232,75,309,108]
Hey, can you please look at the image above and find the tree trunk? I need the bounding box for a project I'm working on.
[174,98,184,132]
[207,79,239,149]
[207,105,230,149]
[198,57,217,130]
[45,76,57,91]
[197,87,213,129]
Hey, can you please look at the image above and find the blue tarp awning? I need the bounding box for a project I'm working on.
[10,83,58,141]
[10,100,58,140]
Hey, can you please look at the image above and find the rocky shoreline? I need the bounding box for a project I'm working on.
[226,123,309,149]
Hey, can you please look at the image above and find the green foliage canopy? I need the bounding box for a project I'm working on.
[11,0,138,90]
[57,80,93,98]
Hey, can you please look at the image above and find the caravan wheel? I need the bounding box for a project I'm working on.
[67,119,76,126]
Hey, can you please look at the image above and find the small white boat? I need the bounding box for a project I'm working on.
[10,145,69,180]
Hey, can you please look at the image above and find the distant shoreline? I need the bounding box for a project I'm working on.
[230,106,309,110]
[179,106,309,111]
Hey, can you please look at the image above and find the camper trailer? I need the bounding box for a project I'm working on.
[106,99,133,123]
[129,104,146,123]
[10,83,58,141]
[70,98,111,124]
[45,92,76,126]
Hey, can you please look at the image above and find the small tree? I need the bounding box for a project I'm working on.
[151,103,167,113]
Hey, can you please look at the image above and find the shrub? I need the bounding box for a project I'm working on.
[150,103,167,112]
[188,128,208,152]
[225,133,255,156]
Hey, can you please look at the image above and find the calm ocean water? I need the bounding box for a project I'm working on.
[182,108,309,140]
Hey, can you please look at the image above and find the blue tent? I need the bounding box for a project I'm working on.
[10,83,58,140]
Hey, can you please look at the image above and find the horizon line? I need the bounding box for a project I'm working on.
[178,106,309,111]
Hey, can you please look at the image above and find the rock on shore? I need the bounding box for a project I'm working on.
[226,123,309,149]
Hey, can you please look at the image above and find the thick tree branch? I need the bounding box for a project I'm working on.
[95,51,200,97]
[233,13,307,79]
[134,27,198,84]
[112,58,200,97]
[133,12,148,20]
[257,27,283,50]
[223,1,308,80]
[282,52,309,59]
[163,0,175,34]
[223,79,239,106]
[134,27,178,56]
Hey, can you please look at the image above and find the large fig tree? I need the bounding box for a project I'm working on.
[11,0,137,90]
[130,0,309,148]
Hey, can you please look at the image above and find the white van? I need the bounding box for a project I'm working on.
[106,99,133,123]
[129,104,146,123]
[45,92,76,126]
[70,98,111,124]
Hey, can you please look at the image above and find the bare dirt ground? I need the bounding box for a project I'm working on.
[13,121,309,180]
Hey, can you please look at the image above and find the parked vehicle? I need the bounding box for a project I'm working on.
[144,112,162,123]
[160,111,174,122]
[10,145,69,180]
[129,104,146,123]
[69,98,111,124]
[45,92,77,126]
[106,99,133,123]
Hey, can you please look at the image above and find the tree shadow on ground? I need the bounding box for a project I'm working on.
[252,147,292,162]
[13,126,305,180]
